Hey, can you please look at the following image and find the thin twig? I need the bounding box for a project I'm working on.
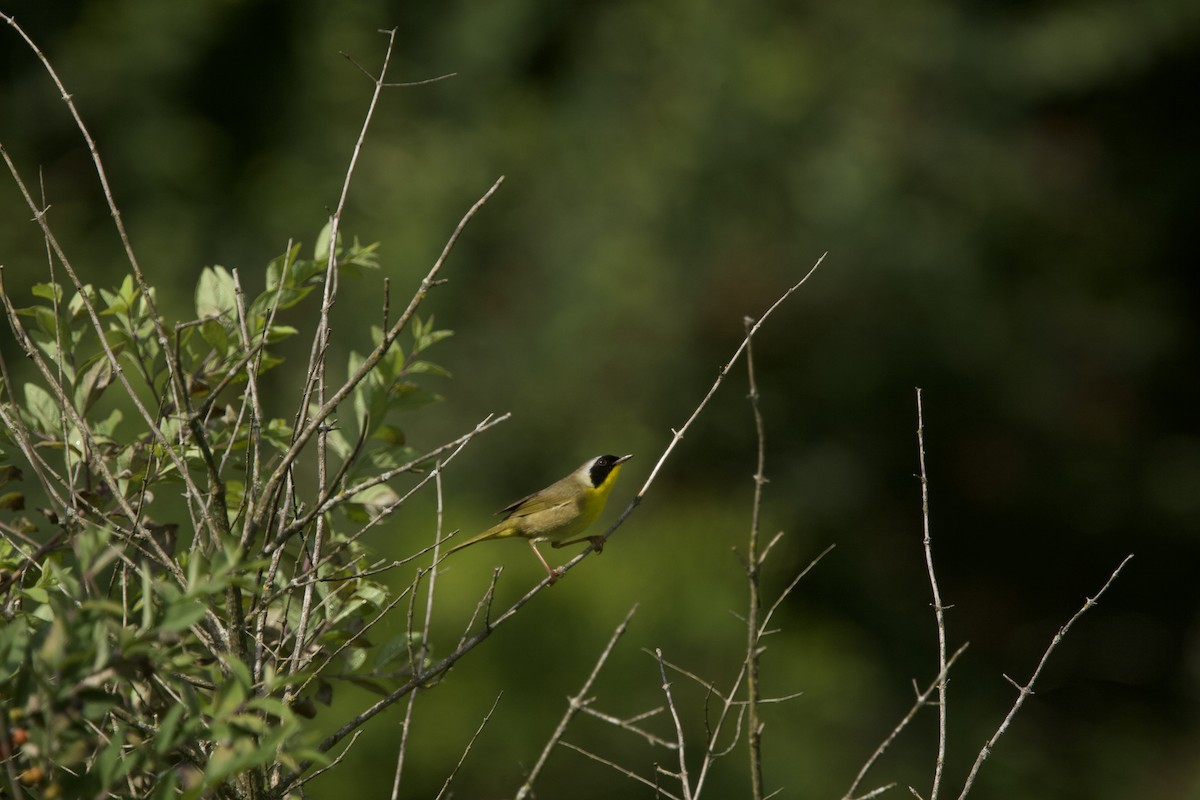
[955,554,1133,799]
[434,692,504,800]
[391,468,451,799]
[270,413,509,551]
[843,644,970,800]
[252,174,505,543]
[759,544,836,639]
[915,388,948,800]
[268,271,827,798]
[558,741,685,800]
[516,605,640,799]
[617,257,824,532]
[292,583,416,698]
[543,254,828,586]
[743,316,768,800]
[454,568,503,652]
[0,263,213,602]
[656,648,694,800]
[392,692,418,800]
[647,544,833,799]
[651,651,725,698]
[848,784,898,800]
[284,731,364,795]
[576,705,677,749]
[0,14,190,432]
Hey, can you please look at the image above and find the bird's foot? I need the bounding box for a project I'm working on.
[588,536,606,553]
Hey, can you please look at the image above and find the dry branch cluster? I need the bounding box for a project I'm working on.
[0,18,1128,800]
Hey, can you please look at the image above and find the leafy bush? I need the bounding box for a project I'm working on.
[0,221,467,798]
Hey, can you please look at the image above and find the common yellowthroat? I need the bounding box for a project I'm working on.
[449,454,633,582]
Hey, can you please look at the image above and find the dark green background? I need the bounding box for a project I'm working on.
[3,1,1198,797]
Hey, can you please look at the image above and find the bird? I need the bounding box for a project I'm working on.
[447,454,633,582]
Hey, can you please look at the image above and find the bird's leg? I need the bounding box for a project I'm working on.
[552,534,607,553]
[528,539,561,584]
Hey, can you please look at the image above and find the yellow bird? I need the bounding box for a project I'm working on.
[449,454,633,581]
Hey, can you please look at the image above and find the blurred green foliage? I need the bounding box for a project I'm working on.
[2,1,1199,798]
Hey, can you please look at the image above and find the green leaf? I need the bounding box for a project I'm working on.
[0,464,23,486]
[96,722,127,787]
[22,586,49,604]
[31,282,64,302]
[141,561,154,633]
[246,696,293,718]
[227,712,269,735]
[264,241,302,291]
[150,770,180,800]
[79,688,121,721]
[405,359,451,377]
[344,646,368,672]
[196,266,237,319]
[292,256,326,287]
[155,703,186,755]
[265,324,298,343]
[325,426,353,461]
[347,484,401,519]
[372,424,405,446]
[367,444,420,471]
[374,632,418,673]
[388,382,442,411]
[92,409,123,438]
[0,616,31,680]
[210,675,247,720]
[354,583,388,607]
[199,317,231,356]
[74,355,114,413]
[227,653,253,690]
[159,600,206,633]
[101,275,139,316]
[23,382,61,434]
[314,219,336,261]
[30,305,60,338]
[415,328,454,352]
[68,284,95,319]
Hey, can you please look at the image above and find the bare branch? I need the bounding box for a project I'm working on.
[843,644,969,800]
[759,544,836,638]
[534,256,827,589]
[270,266,828,797]
[577,705,677,749]
[558,741,685,800]
[516,605,640,799]
[955,554,1133,799]
[268,413,509,553]
[391,466,452,798]
[434,693,504,800]
[252,173,506,544]
[916,388,949,800]
[655,648,694,800]
[848,784,898,800]
[742,315,768,800]
[285,731,364,795]
[744,316,772,800]
[0,14,190,423]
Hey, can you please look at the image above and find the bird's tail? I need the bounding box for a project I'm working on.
[446,521,517,555]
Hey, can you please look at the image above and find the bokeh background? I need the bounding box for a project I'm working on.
[3,1,1199,798]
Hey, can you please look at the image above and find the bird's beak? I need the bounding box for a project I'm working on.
[615,454,633,465]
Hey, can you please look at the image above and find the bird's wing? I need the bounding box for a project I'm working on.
[497,485,575,519]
